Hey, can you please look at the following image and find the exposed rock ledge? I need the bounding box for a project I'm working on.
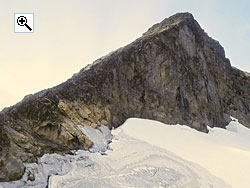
[0,12,249,182]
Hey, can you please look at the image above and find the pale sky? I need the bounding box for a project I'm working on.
[0,0,249,110]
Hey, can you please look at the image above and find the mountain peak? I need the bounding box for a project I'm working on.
[143,12,197,36]
[0,12,249,182]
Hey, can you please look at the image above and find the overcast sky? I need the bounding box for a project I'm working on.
[0,0,249,110]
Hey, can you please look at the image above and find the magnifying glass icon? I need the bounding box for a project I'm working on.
[17,16,32,31]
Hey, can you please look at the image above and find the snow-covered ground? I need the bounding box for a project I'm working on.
[1,117,250,188]
[122,118,250,188]
[49,127,230,188]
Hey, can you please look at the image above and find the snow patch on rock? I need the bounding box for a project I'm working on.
[77,124,112,153]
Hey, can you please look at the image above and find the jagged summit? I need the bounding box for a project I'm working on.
[144,12,196,35]
[0,13,249,182]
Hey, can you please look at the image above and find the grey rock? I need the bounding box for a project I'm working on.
[27,171,35,181]
[0,12,249,181]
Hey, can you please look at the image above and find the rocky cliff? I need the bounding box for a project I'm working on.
[0,12,249,182]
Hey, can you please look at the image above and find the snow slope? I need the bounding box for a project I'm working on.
[49,128,230,188]
[1,118,249,188]
[122,118,250,188]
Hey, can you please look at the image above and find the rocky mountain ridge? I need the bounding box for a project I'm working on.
[0,12,249,182]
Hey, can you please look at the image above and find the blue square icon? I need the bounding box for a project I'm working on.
[14,13,34,33]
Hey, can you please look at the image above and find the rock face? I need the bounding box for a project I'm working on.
[0,12,249,182]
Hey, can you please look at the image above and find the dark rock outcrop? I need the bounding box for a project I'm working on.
[0,12,249,181]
